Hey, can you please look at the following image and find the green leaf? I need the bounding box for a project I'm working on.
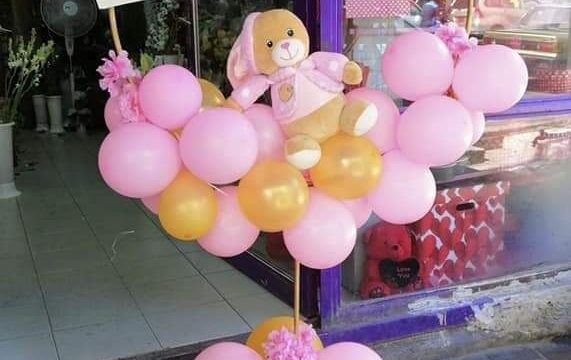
[140,53,154,75]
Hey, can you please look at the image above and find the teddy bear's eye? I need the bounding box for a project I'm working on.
[287,28,294,37]
[266,40,274,48]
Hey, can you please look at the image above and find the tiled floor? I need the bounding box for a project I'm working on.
[0,132,291,360]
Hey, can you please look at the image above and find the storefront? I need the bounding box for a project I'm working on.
[208,0,571,345]
[3,0,567,353]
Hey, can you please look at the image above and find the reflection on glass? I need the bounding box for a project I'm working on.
[342,114,571,303]
[197,1,295,274]
[198,0,292,92]
[342,0,571,304]
[481,2,571,95]
[345,0,571,97]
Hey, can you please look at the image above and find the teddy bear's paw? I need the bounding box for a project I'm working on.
[342,61,364,85]
[341,101,378,136]
[353,103,378,136]
[369,287,386,299]
[286,149,322,170]
[285,135,322,170]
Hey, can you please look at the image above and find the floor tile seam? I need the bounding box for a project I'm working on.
[0,332,54,344]
[140,299,232,349]
[529,348,550,360]
[49,311,144,333]
[50,137,250,346]
[178,252,254,331]
[180,252,238,276]
[14,198,62,360]
[33,258,113,277]
[120,273,204,291]
[112,251,201,267]
[203,269,272,301]
[59,198,164,349]
[218,288,276,303]
[41,284,128,303]
[46,144,191,350]
[38,136,164,355]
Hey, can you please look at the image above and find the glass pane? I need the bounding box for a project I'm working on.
[341,0,571,305]
[198,0,293,94]
[197,0,294,275]
[343,0,571,102]
[342,113,571,304]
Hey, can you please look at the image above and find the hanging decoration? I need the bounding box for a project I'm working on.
[96,1,527,358]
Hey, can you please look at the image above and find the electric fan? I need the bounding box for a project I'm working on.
[40,0,98,115]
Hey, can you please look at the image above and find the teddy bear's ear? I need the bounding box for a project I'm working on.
[226,12,261,89]
[227,37,249,88]
[363,227,374,245]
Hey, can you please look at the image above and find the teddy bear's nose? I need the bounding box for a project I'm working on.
[280,42,290,50]
[392,245,400,251]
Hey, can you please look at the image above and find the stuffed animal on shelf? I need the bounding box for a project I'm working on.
[360,223,422,299]
[226,9,378,170]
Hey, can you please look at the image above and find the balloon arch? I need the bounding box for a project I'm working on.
[96,4,527,359]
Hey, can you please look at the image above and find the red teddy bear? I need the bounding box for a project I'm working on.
[360,223,422,299]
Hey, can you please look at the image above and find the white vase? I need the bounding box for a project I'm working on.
[33,95,49,132]
[47,95,65,134]
[0,122,21,199]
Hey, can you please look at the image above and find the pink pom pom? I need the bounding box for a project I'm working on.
[97,50,139,97]
[263,324,318,360]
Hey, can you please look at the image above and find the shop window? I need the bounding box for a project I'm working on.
[338,0,571,306]
[342,113,571,304]
[197,0,293,93]
[344,0,571,104]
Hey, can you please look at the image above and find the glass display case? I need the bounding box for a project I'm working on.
[316,0,571,344]
[190,0,571,345]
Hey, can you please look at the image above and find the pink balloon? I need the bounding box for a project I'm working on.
[346,88,400,154]
[139,65,202,130]
[198,187,259,257]
[382,31,454,101]
[180,108,258,184]
[397,96,473,167]
[318,343,382,360]
[453,44,528,113]
[196,343,262,360]
[141,194,160,214]
[98,123,181,198]
[470,111,486,145]
[244,104,285,161]
[368,151,436,225]
[343,198,372,228]
[284,189,356,269]
[104,96,124,131]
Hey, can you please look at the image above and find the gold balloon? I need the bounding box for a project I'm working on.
[246,316,323,357]
[159,171,217,241]
[310,134,382,199]
[199,78,225,108]
[238,161,309,232]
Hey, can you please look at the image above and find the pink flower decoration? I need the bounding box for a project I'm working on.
[435,23,477,58]
[263,324,319,360]
[119,76,146,123]
[97,50,138,97]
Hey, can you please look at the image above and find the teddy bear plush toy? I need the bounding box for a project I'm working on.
[225,9,378,170]
[360,223,422,299]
